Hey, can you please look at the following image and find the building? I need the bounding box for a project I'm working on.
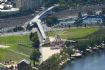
[0,0,7,2]
[17,59,32,70]
[16,0,42,11]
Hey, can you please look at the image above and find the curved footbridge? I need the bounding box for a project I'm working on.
[30,5,59,43]
[29,5,60,62]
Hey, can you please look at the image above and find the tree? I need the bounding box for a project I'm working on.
[29,32,40,49]
[63,47,74,58]
[13,26,24,32]
[74,12,83,27]
[75,40,89,52]
[100,8,105,26]
[87,11,94,16]
[101,8,105,15]
[43,0,59,7]
[65,41,71,47]
[39,54,61,70]
[45,16,59,27]
[30,49,41,66]
[102,17,105,26]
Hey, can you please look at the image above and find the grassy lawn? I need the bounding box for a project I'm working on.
[47,27,99,40]
[0,27,100,62]
[0,35,33,62]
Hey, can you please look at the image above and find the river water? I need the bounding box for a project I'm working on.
[63,51,105,70]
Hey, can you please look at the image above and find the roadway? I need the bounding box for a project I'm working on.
[0,31,31,37]
[0,14,35,28]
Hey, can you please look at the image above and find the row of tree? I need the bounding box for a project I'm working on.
[43,0,105,7]
[29,32,41,66]
[74,28,105,52]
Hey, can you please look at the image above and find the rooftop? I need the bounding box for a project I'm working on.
[18,59,30,65]
[0,8,19,12]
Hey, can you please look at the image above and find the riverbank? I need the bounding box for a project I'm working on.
[38,44,105,70]
[59,43,105,70]
[63,49,105,70]
[38,27,105,70]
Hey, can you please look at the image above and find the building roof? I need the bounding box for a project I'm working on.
[18,59,30,65]
[0,8,19,12]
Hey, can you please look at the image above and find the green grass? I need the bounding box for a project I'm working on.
[0,35,31,45]
[47,27,99,40]
[0,35,33,62]
[0,27,100,62]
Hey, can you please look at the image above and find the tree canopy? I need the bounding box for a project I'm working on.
[30,49,41,66]
[43,0,105,7]
[45,16,59,27]
[29,32,40,49]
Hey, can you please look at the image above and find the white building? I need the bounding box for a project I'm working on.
[0,3,13,9]
[0,3,19,13]
[0,0,7,2]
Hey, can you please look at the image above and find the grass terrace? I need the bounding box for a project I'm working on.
[47,27,99,40]
[0,35,33,62]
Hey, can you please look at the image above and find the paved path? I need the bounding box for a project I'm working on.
[0,31,31,37]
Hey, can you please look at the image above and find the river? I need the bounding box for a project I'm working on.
[63,51,105,70]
